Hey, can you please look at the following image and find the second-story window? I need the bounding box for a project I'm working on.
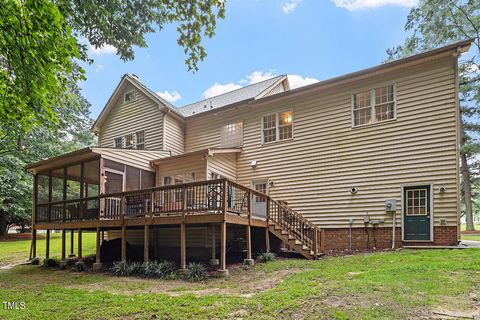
[114,131,145,149]
[353,84,395,127]
[114,137,122,149]
[135,131,145,150]
[221,122,243,147]
[262,111,293,144]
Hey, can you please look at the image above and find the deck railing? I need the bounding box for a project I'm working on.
[35,178,322,255]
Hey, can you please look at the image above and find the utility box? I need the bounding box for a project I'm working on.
[385,199,396,213]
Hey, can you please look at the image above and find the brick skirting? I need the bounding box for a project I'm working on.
[323,226,458,254]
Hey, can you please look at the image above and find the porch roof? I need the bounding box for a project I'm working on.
[150,147,242,166]
[26,147,171,174]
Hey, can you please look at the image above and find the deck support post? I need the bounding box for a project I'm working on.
[69,229,75,257]
[244,225,254,266]
[218,220,229,277]
[45,229,50,259]
[32,229,37,259]
[209,224,219,267]
[61,229,66,261]
[121,225,126,261]
[180,222,186,270]
[78,228,83,260]
[144,224,149,262]
[265,227,270,252]
[93,227,102,271]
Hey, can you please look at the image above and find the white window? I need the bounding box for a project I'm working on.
[113,131,145,149]
[124,133,134,149]
[135,131,145,150]
[124,90,136,103]
[262,111,293,144]
[353,84,395,127]
[114,137,122,149]
[221,122,243,147]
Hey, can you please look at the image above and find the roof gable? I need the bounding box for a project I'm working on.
[92,74,183,133]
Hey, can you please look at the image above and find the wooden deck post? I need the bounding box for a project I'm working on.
[32,229,37,259]
[219,220,228,276]
[61,229,66,261]
[180,222,186,269]
[45,229,50,259]
[144,224,149,262]
[244,225,254,266]
[69,229,75,257]
[265,227,270,252]
[93,226,103,270]
[121,225,126,261]
[208,224,219,267]
[78,228,82,260]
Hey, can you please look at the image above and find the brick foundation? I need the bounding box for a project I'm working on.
[323,226,458,254]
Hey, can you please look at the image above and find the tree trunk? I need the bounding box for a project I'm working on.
[0,211,8,236]
[459,114,475,231]
[461,153,475,231]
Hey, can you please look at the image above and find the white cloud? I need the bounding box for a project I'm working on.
[287,74,319,89]
[331,0,418,10]
[282,0,302,13]
[157,90,182,103]
[244,70,277,84]
[94,64,104,73]
[89,44,117,55]
[203,82,242,98]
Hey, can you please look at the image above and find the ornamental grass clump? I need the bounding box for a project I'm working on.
[257,251,276,263]
[182,262,208,282]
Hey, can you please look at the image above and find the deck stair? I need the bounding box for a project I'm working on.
[266,198,324,259]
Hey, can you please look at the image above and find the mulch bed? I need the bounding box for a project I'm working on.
[0,233,44,241]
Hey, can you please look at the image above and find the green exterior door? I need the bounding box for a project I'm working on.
[403,186,431,241]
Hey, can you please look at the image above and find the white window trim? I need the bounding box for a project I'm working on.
[351,83,397,128]
[112,131,145,149]
[261,110,294,145]
[124,90,136,103]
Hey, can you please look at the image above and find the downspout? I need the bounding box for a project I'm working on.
[392,211,396,249]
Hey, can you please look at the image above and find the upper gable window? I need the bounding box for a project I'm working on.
[124,90,136,103]
[353,84,395,127]
[262,111,293,144]
[114,137,123,149]
[221,122,243,148]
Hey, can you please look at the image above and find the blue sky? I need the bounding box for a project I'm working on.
[80,0,418,118]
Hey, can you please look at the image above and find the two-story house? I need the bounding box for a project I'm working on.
[26,39,472,274]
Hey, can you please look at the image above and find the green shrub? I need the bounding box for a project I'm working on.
[129,262,144,276]
[112,261,132,276]
[156,260,178,279]
[182,262,208,282]
[257,251,276,263]
[73,261,87,272]
[42,258,59,268]
[30,257,40,265]
[141,261,160,278]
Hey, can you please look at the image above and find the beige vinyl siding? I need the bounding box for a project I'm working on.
[155,155,207,185]
[207,153,237,180]
[164,114,185,155]
[94,148,170,172]
[98,83,165,150]
[184,57,458,229]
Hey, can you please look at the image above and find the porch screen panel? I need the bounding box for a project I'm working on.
[141,170,155,189]
[84,159,100,220]
[37,173,49,204]
[66,165,82,200]
[51,168,64,202]
[126,166,140,191]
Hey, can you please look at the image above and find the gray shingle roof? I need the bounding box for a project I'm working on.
[176,75,286,117]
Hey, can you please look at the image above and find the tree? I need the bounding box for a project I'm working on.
[0,78,95,236]
[1,0,226,152]
[387,0,480,231]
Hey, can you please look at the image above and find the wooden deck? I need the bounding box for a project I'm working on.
[31,179,323,273]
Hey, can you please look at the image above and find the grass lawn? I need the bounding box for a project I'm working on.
[461,224,480,242]
[0,232,96,266]
[1,249,479,319]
